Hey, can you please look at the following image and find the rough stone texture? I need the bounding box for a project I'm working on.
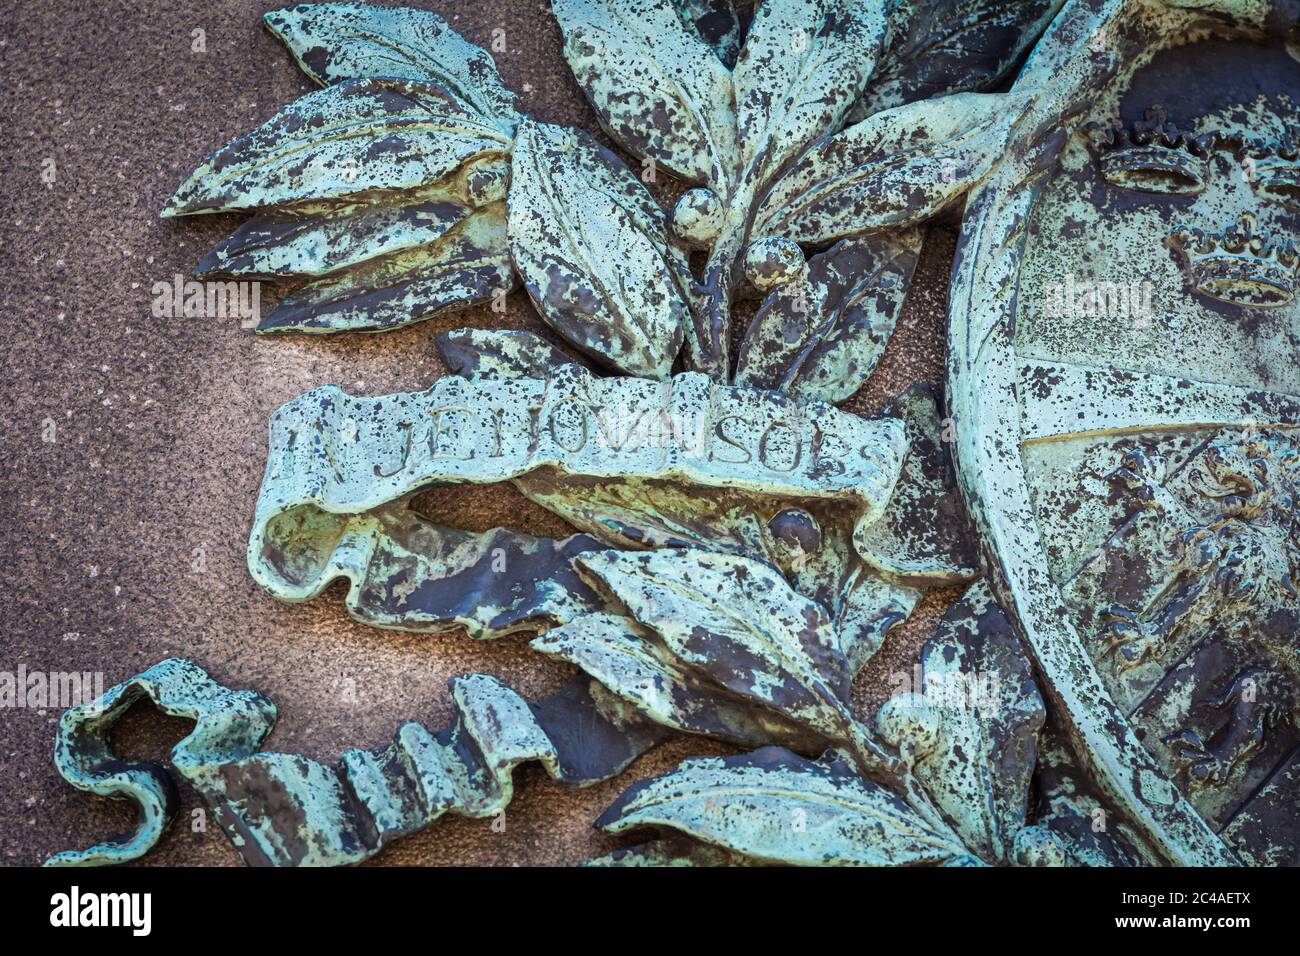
[0,0,956,866]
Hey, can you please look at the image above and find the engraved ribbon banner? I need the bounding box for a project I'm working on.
[248,366,907,634]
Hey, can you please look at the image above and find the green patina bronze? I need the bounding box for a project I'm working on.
[46,658,664,867]
[247,366,908,630]
[46,0,1300,867]
[948,0,1300,866]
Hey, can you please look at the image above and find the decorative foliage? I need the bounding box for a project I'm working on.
[754,91,1032,245]
[259,212,513,333]
[591,580,1137,866]
[876,582,1044,864]
[164,4,524,335]
[532,611,822,750]
[734,229,922,402]
[162,0,1043,387]
[507,120,689,377]
[165,78,510,217]
[435,328,574,380]
[567,548,902,770]
[196,185,472,279]
[552,0,738,191]
[597,748,968,866]
[263,2,523,128]
[53,0,1222,872]
[577,550,853,732]
[731,0,887,188]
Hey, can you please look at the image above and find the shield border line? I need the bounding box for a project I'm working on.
[943,0,1292,865]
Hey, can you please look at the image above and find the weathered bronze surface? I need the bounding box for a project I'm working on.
[949,0,1300,866]
[46,658,665,866]
[45,0,1300,866]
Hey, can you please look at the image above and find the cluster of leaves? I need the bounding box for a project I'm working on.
[540,555,1135,867]
[166,0,1058,395]
[155,0,1134,867]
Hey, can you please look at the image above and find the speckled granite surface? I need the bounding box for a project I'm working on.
[0,0,958,866]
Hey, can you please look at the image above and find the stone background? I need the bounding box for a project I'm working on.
[0,0,958,866]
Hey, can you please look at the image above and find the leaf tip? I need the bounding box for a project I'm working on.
[160,188,190,218]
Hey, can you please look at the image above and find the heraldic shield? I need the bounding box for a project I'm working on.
[951,0,1300,866]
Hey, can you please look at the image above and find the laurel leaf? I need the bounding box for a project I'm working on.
[732,0,887,186]
[263,2,521,129]
[507,120,688,378]
[597,748,967,865]
[164,78,511,216]
[197,192,472,279]
[553,0,739,191]
[575,547,855,737]
[735,230,921,403]
[436,328,576,380]
[876,583,1044,865]
[258,209,513,333]
[755,91,1031,244]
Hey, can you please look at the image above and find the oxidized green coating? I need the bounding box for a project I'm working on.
[163,3,521,335]
[49,0,1294,869]
[47,577,1136,867]
[851,0,1066,120]
[47,659,277,867]
[948,0,1300,866]
[247,366,908,629]
[262,3,523,126]
[877,581,1046,865]
[534,611,828,751]
[588,580,1142,866]
[163,0,1033,389]
[262,209,514,334]
[47,659,664,867]
[734,230,922,403]
[597,748,969,866]
[557,547,898,773]
[435,328,574,380]
[163,80,512,216]
[550,0,1036,378]
[552,0,740,191]
[857,384,980,584]
[507,119,691,378]
[751,90,1031,246]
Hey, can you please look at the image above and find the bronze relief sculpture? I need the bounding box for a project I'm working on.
[950,0,1300,866]
[44,0,1299,866]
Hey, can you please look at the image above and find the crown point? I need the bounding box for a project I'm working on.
[1169,215,1298,309]
[1091,106,1216,195]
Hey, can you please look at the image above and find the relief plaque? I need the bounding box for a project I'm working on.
[43,0,1300,868]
